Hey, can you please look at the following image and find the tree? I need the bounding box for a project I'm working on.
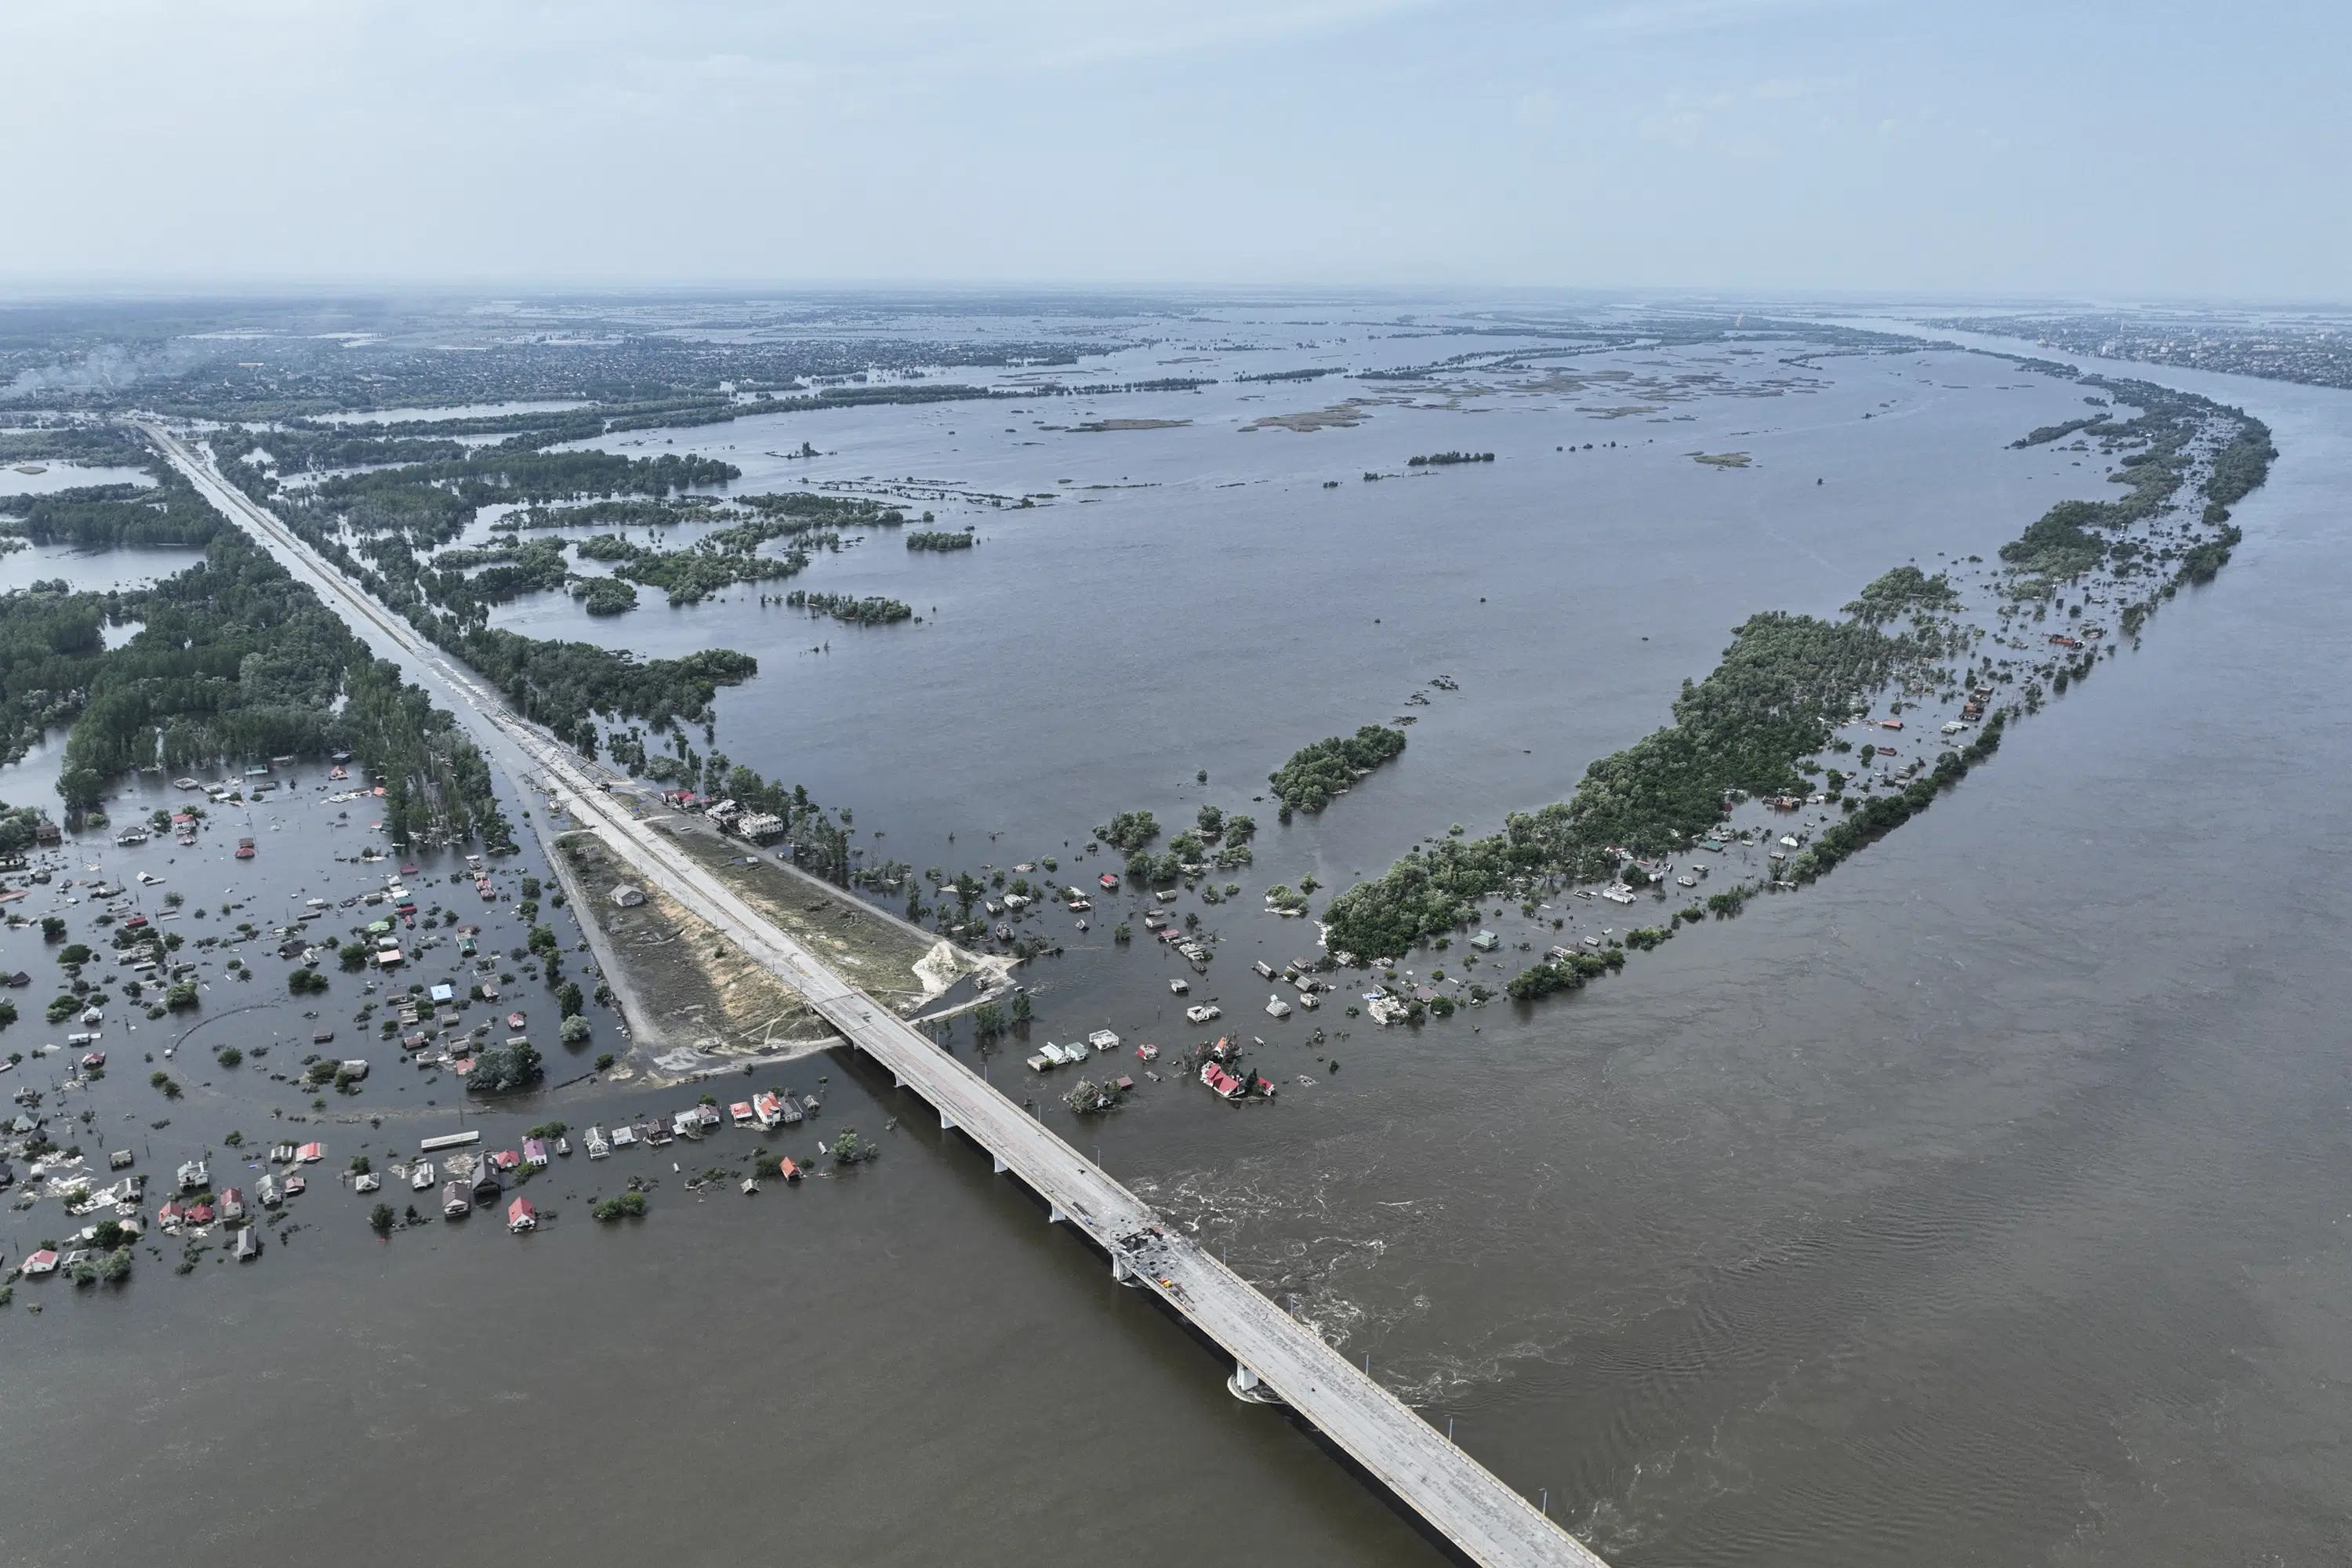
[289,967,328,995]
[557,980,584,1018]
[560,1014,591,1045]
[339,942,369,971]
[1010,989,1032,1025]
[369,1202,397,1235]
[1094,810,1159,851]
[830,1128,874,1166]
[466,1041,543,1094]
[165,982,198,1011]
[40,916,65,942]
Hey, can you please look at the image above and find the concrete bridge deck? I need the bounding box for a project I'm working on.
[146,423,1610,1568]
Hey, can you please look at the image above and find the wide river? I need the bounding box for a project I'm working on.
[4,306,2349,1566]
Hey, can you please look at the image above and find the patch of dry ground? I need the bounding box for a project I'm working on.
[552,832,836,1077]
[659,822,1008,1004]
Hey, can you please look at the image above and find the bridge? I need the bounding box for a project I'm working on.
[143,423,1611,1568]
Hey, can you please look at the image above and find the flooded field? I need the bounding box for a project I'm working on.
[3,305,2349,1568]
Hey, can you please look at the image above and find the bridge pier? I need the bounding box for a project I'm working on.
[1048,1203,1068,1224]
[940,1111,956,1133]
[1111,1252,1145,1287]
[1228,1362,1284,1404]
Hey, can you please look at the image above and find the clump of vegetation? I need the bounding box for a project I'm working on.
[783,590,912,626]
[1505,947,1623,1000]
[1065,1077,1125,1115]
[1268,724,1407,813]
[592,1191,648,1221]
[1844,565,1959,624]
[2176,526,2243,586]
[465,1040,544,1094]
[1093,810,1159,851]
[906,530,975,551]
[572,575,640,615]
[1999,503,2107,579]
[830,1128,876,1166]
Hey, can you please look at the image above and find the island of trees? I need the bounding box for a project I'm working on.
[783,591,913,626]
[1268,724,1408,815]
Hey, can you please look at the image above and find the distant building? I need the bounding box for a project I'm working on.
[609,884,648,908]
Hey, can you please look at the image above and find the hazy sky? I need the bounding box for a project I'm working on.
[4,0,2343,300]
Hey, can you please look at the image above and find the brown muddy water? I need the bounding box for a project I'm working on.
[4,316,2350,1566]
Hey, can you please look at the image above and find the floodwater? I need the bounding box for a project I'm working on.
[0,461,158,499]
[5,306,2352,1567]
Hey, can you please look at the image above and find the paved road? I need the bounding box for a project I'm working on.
[143,424,1610,1568]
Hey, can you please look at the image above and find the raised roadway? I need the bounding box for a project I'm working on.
[141,421,1611,1568]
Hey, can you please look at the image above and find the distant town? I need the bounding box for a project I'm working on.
[1933,311,2352,390]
